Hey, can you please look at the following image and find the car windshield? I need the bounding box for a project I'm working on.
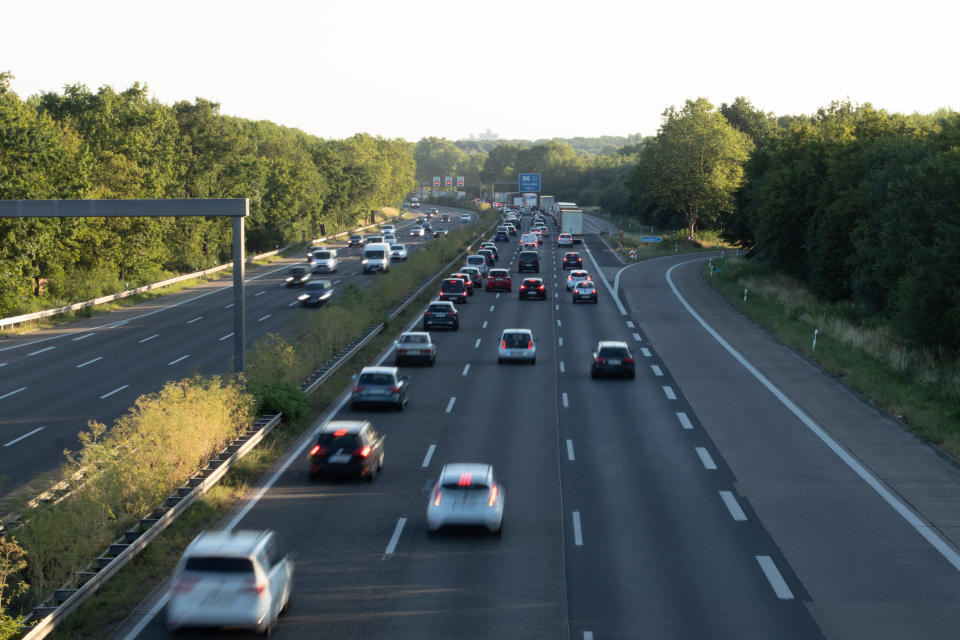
[576,282,594,289]
[289,268,306,275]
[503,333,531,348]
[184,557,255,574]
[358,373,396,385]
[442,280,465,291]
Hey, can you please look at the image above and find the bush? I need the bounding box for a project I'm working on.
[255,380,309,423]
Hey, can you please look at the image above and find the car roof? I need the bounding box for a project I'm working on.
[430,299,456,306]
[186,529,271,557]
[359,365,399,375]
[522,277,543,282]
[501,328,533,335]
[400,331,431,340]
[570,270,588,275]
[439,463,493,485]
[320,419,369,435]
[597,340,630,349]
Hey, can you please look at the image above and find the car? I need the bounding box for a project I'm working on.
[486,269,512,292]
[495,230,510,242]
[464,254,488,277]
[298,279,334,306]
[557,233,574,247]
[427,463,504,534]
[449,272,474,295]
[383,233,398,244]
[440,213,451,222]
[572,280,598,303]
[459,267,483,290]
[433,228,449,238]
[285,266,311,287]
[591,341,636,378]
[537,226,550,238]
[460,213,471,222]
[506,224,518,237]
[366,234,384,244]
[410,225,425,237]
[351,366,408,410]
[477,249,496,267]
[423,300,459,330]
[522,241,538,251]
[517,251,540,273]
[416,216,425,224]
[430,208,440,217]
[166,529,293,634]
[439,277,469,304]
[390,243,408,261]
[521,232,539,247]
[480,243,499,260]
[362,242,391,273]
[498,328,536,364]
[566,270,591,290]
[422,221,433,231]
[348,234,364,247]
[308,420,385,480]
[518,277,547,300]
[381,224,396,234]
[309,249,338,273]
[562,252,582,269]
[394,331,437,366]
[410,199,421,209]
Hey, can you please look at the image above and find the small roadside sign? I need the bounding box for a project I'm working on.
[641,235,662,243]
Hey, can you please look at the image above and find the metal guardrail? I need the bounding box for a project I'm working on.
[21,414,282,640]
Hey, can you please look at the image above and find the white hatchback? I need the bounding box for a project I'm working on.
[498,328,536,364]
[557,233,574,247]
[427,463,504,534]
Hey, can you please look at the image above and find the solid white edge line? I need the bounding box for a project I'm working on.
[677,412,694,430]
[695,447,717,470]
[384,517,408,555]
[584,237,626,315]
[4,426,45,447]
[121,589,173,640]
[720,490,748,521]
[445,397,456,413]
[0,387,27,400]
[461,363,470,376]
[665,259,960,573]
[663,386,676,400]
[422,444,436,468]
[566,439,575,461]
[572,511,583,546]
[756,555,795,600]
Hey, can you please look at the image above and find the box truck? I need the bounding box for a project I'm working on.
[560,209,583,244]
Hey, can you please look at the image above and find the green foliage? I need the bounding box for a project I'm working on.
[255,380,309,423]
[0,535,28,640]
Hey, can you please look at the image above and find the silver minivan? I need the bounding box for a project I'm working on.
[309,248,338,273]
[464,254,488,277]
[362,242,391,273]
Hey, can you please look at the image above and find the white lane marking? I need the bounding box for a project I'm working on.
[224,303,233,309]
[287,301,299,307]
[219,332,234,341]
[663,386,677,400]
[556,304,560,310]
[554,292,558,298]
[422,444,436,468]
[756,556,794,600]
[641,347,651,357]
[665,259,960,574]
[76,356,103,368]
[0,387,27,400]
[559,361,565,373]
[168,355,190,366]
[482,320,488,329]
[186,316,203,324]
[72,332,95,341]
[489,305,495,312]
[28,346,55,356]
[677,412,694,430]
[100,384,129,399]
[572,511,583,546]
[585,237,627,315]
[584,633,594,640]
[254,290,266,297]
[0,363,5,368]
[4,426,46,447]
[626,321,635,328]
[139,334,159,343]
[651,365,663,376]
[496,293,501,299]
[557,319,562,327]
[562,392,569,408]
[632,332,642,342]
[696,447,717,470]
[258,314,271,322]
[384,517,407,555]
[445,397,456,413]
[558,337,564,346]
[720,491,748,521]
[474,338,481,349]
[333,279,342,285]
[461,364,470,376]
[566,439,575,461]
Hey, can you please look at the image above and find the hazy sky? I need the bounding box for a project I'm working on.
[4,0,958,142]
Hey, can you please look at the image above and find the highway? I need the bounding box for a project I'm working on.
[0,208,472,495]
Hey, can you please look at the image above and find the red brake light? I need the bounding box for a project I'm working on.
[527,341,533,350]
[595,356,604,363]
[502,339,507,349]
[624,357,635,364]
[538,285,545,290]
[458,473,472,486]
[309,444,324,456]
[333,428,347,436]
[356,445,371,457]
[389,386,401,393]
[489,484,499,507]
[353,385,365,392]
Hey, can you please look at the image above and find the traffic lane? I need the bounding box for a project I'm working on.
[552,261,820,638]
[622,257,960,638]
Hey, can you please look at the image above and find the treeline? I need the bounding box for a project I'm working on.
[0,72,414,317]
[628,96,960,351]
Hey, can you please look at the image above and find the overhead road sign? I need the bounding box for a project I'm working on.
[518,173,541,192]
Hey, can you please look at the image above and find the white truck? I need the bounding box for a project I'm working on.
[539,195,555,213]
[560,209,583,244]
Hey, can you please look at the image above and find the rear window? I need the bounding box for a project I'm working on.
[466,256,484,265]
[489,270,508,278]
[317,433,362,448]
[428,304,452,312]
[519,252,538,262]
[599,347,630,358]
[314,251,331,259]
[503,333,531,348]
[358,373,396,385]
[400,334,427,344]
[184,556,255,574]
[441,280,465,291]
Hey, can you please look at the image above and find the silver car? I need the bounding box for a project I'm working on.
[394,331,436,366]
[390,243,408,261]
[498,328,536,364]
[427,463,504,534]
[351,366,409,411]
[166,529,293,634]
[309,249,338,273]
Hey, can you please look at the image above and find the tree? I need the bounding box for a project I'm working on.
[414,137,468,185]
[629,98,753,239]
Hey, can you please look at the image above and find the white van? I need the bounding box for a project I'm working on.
[362,242,391,273]
[464,254,488,277]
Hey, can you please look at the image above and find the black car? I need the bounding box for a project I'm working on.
[591,341,636,378]
[519,278,547,300]
[423,300,459,330]
[298,279,334,306]
[517,251,540,273]
[440,213,451,222]
[348,234,364,247]
[439,278,468,304]
[309,420,384,481]
[562,252,583,269]
[422,221,433,231]
[478,249,496,267]
[285,267,310,287]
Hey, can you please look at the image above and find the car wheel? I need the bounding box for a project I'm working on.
[366,464,378,482]
[531,358,536,365]
[593,298,598,304]
[423,323,430,331]
[629,370,636,379]
[430,356,436,366]
[453,322,459,330]
[498,357,504,364]
[591,369,598,379]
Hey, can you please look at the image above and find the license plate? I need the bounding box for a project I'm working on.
[608,359,621,365]
[328,452,351,463]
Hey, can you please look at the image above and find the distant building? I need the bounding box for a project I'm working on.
[478,128,499,141]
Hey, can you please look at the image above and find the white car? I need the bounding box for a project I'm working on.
[464,254,488,277]
[498,328,536,364]
[459,213,471,222]
[381,224,396,234]
[166,530,293,634]
[390,243,408,261]
[427,463,504,534]
[557,233,574,247]
[409,226,424,237]
[309,249,338,273]
[566,270,591,291]
[383,233,397,244]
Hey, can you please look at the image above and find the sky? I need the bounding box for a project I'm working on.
[4,0,959,142]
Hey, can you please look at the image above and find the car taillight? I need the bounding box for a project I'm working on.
[240,581,267,597]
[310,444,328,456]
[389,386,402,393]
[489,484,499,507]
[424,311,432,316]
[353,385,365,392]
[355,445,371,457]
[595,356,604,363]
[502,339,507,349]
[527,341,533,349]
[538,285,545,290]
[624,357,635,364]
[433,490,442,506]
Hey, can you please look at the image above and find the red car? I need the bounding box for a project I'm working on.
[562,252,582,270]
[486,269,512,292]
